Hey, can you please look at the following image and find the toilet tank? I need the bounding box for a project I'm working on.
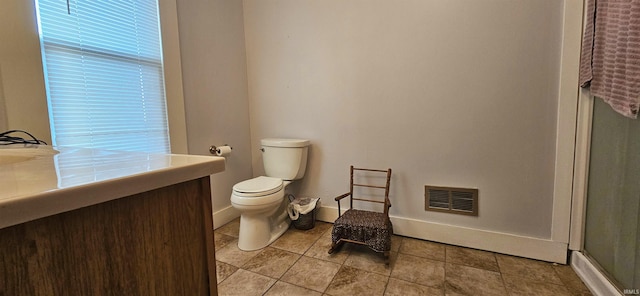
[261,138,310,180]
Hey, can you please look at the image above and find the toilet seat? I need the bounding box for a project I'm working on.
[232,176,283,197]
[231,176,285,207]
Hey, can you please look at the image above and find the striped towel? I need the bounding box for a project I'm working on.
[579,0,640,119]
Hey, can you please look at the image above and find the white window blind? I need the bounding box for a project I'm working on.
[36,0,170,153]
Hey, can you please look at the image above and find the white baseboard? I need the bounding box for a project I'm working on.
[212,205,240,230]
[571,251,621,296]
[317,206,568,263]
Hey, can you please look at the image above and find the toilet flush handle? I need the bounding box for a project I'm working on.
[260,147,265,152]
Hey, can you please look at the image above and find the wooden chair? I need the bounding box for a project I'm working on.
[328,165,393,264]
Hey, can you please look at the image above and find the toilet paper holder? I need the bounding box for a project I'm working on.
[209,144,233,156]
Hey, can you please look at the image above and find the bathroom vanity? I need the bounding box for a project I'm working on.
[0,146,224,295]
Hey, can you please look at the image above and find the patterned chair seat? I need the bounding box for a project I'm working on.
[331,209,393,252]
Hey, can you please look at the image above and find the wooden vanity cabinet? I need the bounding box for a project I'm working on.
[0,177,217,296]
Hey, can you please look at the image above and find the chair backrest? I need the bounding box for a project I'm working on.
[348,165,392,216]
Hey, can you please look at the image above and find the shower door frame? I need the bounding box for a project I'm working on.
[566,7,633,293]
[564,1,622,294]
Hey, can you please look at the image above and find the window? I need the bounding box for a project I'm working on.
[36,0,170,153]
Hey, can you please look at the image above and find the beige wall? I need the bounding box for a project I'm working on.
[2,0,572,243]
[0,0,50,143]
[175,0,253,221]
[243,0,564,238]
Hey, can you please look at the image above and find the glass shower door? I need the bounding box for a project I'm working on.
[584,98,640,291]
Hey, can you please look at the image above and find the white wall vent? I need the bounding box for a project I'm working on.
[425,185,478,216]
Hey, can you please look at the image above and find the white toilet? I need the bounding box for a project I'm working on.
[231,138,310,251]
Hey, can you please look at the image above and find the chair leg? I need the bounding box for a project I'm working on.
[384,251,390,265]
[328,242,337,254]
[328,240,344,254]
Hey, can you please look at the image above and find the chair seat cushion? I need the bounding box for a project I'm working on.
[331,209,393,252]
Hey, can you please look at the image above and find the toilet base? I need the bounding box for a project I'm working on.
[265,214,290,246]
[237,207,290,251]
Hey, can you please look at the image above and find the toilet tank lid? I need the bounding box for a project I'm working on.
[261,138,310,148]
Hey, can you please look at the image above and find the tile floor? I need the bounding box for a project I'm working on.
[214,219,592,296]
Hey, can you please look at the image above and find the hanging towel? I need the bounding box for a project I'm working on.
[579,0,640,119]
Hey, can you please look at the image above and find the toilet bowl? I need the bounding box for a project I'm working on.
[231,176,291,251]
[230,138,310,251]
